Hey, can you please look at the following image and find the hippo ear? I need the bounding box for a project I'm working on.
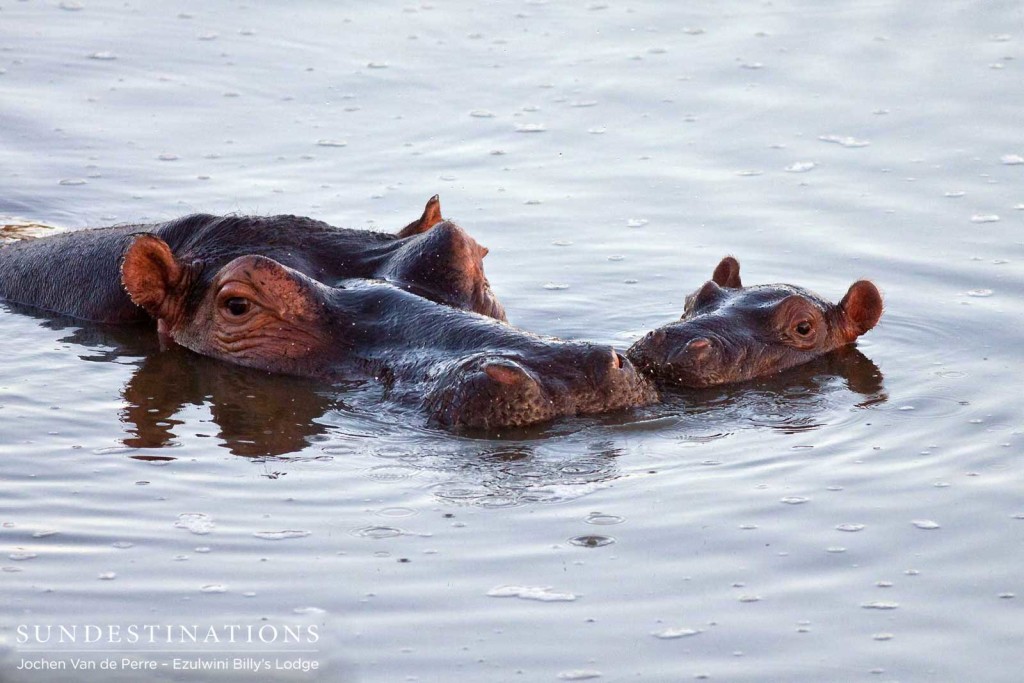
[121,234,191,321]
[839,280,883,340]
[397,195,443,238]
[711,256,742,288]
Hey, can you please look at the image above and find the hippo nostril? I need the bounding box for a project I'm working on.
[686,338,711,354]
[612,351,624,369]
[668,337,713,366]
[483,359,532,386]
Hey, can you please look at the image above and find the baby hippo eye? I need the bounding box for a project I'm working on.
[224,297,251,317]
[795,321,812,336]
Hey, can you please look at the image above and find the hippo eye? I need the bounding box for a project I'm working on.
[224,297,251,317]
[795,321,812,336]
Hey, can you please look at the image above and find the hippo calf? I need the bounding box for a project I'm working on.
[119,237,657,429]
[0,196,505,323]
[628,256,883,388]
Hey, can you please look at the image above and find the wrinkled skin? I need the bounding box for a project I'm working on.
[0,196,505,323]
[120,240,656,429]
[627,256,883,388]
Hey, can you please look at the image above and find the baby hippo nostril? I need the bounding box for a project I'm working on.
[668,336,713,366]
[612,351,624,370]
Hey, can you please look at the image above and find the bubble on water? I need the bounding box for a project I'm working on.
[469,110,495,118]
[876,581,893,588]
[836,523,865,532]
[543,282,570,290]
[515,123,546,133]
[588,127,607,134]
[174,513,214,535]
[819,135,870,148]
[32,530,58,538]
[735,170,762,176]
[569,535,615,548]
[316,139,347,147]
[738,595,762,603]
[352,525,403,539]
[1000,154,1024,165]
[98,572,116,580]
[970,214,1000,223]
[626,218,648,228]
[552,240,573,246]
[157,153,179,161]
[944,191,965,198]
[111,541,133,549]
[826,547,846,553]
[740,62,764,69]
[488,585,577,601]
[88,51,117,60]
[293,606,327,615]
[200,584,227,593]
[653,627,701,639]
[1015,204,1024,211]
[904,569,920,576]
[998,592,1016,599]
[873,633,894,641]
[9,552,37,561]
[3,566,23,573]
[557,671,601,681]
[1013,513,1024,520]
[253,530,311,541]
[585,513,624,526]
[198,33,218,41]
[524,199,542,205]
[571,100,598,108]
[785,161,816,173]
[739,524,758,530]
[861,601,899,610]
[780,496,809,505]
[966,289,993,297]
[59,178,88,186]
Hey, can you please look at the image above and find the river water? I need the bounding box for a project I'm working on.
[1,1,1022,681]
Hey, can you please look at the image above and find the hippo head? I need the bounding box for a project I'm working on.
[121,234,348,376]
[423,345,657,430]
[627,257,883,388]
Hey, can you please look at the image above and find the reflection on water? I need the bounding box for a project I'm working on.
[27,309,886,462]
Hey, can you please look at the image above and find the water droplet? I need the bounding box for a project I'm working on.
[785,161,816,173]
[569,535,615,548]
[316,139,347,147]
[587,127,607,134]
[735,170,762,176]
[1000,154,1024,165]
[543,282,569,290]
[571,100,598,108]
[9,552,37,561]
[488,585,577,601]
[32,530,58,538]
[911,520,940,530]
[112,541,133,549]
[552,239,573,246]
[944,191,965,198]
[653,627,701,639]
[98,572,116,580]
[740,62,764,69]
[157,153,179,161]
[198,32,218,41]
[626,218,648,228]
[819,134,870,148]
[200,584,227,593]
[557,671,601,681]
[253,530,311,541]
[872,633,894,641]
[88,51,117,60]
[836,523,865,532]
[966,289,993,297]
[998,592,1016,599]
[515,123,546,133]
[738,595,762,603]
[826,547,846,553]
[469,110,495,118]
[970,214,1000,223]
[58,178,87,186]
[59,1,83,9]
[585,513,624,526]
[174,513,214,535]
[780,496,809,505]
[353,525,403,539]
[861,601,899,610]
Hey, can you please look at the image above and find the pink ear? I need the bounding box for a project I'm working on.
[121,234,186,320]
[397,195,443,237]
[712,256,741,288]
[839,280,883,339]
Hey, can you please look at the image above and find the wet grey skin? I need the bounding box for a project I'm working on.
[0,195,505,323]
[627,256,883,389]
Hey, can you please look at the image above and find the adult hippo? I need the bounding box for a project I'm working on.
[627,256,883,388]
[118,237,657,429]
[0,196,505,323]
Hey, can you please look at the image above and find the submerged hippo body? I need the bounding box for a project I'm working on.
[0,196,505,324]
[119,238,657,429]
[628,257,883,388]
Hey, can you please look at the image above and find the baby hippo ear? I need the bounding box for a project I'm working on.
[397,195,443,238]
[839,280,883,339]
[121,234,190,321]
[711,256,742,288]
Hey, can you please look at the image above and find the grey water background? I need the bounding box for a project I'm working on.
[1,1,1022,681]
